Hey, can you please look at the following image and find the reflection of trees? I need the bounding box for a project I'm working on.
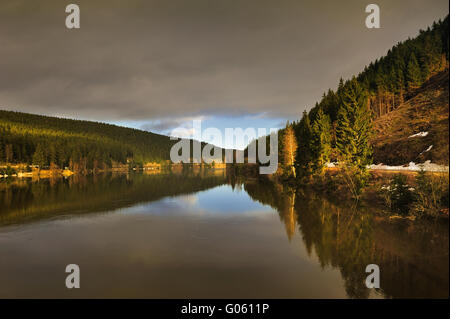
[244,181,298,241]
[294,190,374,298]
[283,191,296,241]
[243,179,449,299]
[372,220,449,298]
[2,173,447,298]
[0,172,226,226]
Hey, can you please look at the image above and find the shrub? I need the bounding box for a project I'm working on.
[413,170,449,217]
[339,164,369,200]
[381,174,415,216]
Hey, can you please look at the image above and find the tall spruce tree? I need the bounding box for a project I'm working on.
[394,67,405,104]
[335,78,373,198]
[295,111,313,177]
[406,53,422,90]
[336,78,373,170]
[32,143,47,168]
[311,108,332,174]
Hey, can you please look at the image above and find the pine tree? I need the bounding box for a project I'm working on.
[295,111,313,177]
[5,144,13,163]
[0,143,3,163]
[282,125,298,178]
[336,78,373,169]
[311,108,332,174]
[49,144,58,168]
[335,78,373,197]
[394,67,405,105]
[406,53,422,90]
[32,143,47,168]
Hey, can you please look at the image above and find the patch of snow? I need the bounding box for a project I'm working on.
[408,131,428,138]
[325,162,337,168]
[419,145,433,155]
[369,160,449,172]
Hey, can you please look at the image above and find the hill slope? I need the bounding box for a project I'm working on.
[267,15,449,176]
[0,110,178,169]
[372,69,449,165]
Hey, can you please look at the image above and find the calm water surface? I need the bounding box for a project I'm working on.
[0,171,448,298]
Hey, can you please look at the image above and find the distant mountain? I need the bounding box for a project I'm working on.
[0,109,230,171]
[0,110,179,169]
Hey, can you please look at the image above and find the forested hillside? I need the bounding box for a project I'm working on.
[305,15,448,124]
[0,110,177,170]
[274,15,449,178]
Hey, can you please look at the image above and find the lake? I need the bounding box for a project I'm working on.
[0,171,448,298]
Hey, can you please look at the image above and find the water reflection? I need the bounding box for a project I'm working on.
[0,171,227,226]
[243,179,449,298]
[0,172,448,298]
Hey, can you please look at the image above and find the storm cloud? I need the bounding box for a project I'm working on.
[0,0,448,124]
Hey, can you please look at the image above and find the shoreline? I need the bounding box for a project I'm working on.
[0,165,228,179]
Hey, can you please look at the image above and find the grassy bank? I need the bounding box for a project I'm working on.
[302,168,449,220]
[230,162,449,220]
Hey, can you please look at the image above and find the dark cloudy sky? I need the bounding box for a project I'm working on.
[0,0,448,143]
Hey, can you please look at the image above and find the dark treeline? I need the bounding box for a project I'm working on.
[271,16,449,193]
[0,110,178,170]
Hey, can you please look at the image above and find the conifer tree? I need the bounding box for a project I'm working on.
[295,111,313,177]
[406,53,422,90]
[336,78,373,169]
[5,144,13,163]
[311,108,332,174]
[335,78,373,198]
[32,143,47,168]
[394,67,405,105]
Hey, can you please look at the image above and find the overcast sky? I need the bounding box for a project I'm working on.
[0,0,448,146]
